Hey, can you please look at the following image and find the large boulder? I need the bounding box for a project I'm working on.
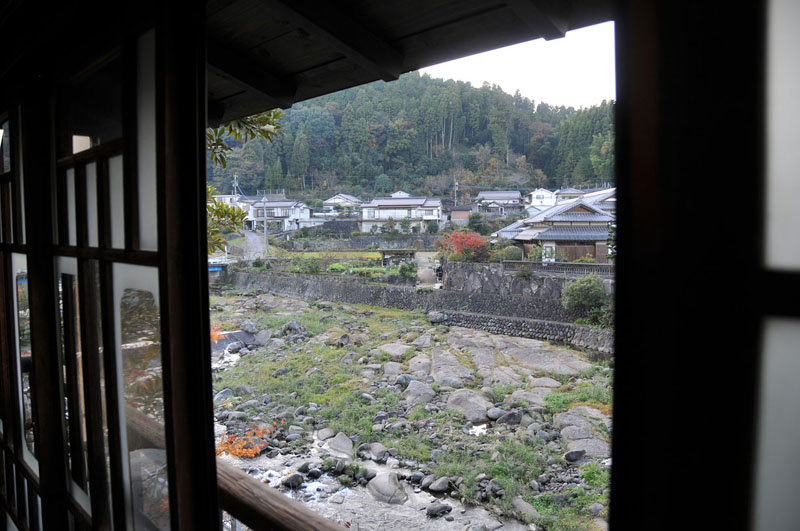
[512,496,543,522]
[428,311,448,323]
[446,389,493,423]
[402,380,436,407]
[367,473,408,504]
[281,320,307,337]
[378,343,412,361]
[326,432,354,459]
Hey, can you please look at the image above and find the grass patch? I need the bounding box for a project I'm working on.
[544,382,612,414]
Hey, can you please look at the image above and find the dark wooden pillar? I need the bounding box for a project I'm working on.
[22,78,69,527]
[156,2,221,528]
[612,1,766,529]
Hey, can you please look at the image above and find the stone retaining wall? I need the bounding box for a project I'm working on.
[225,270,613,354]
[440,311,614,355]
[290,234,439,251]
[444,261,615,298]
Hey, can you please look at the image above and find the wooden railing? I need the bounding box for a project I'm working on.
[126,406,342,530]
[502,260,615,276]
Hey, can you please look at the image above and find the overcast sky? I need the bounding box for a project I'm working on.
[419,21,615,109]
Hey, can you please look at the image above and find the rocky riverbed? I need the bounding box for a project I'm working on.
[211,289,612,530]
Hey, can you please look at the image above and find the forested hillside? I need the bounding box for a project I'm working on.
[208,71,614,200]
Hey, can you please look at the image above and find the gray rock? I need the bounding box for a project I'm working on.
[369,442,389,461]
[512,496,542,521]
[428,311,448,323]
[428,477,450,492]
[317,427,335,441]
[281,473,304,489]
[383,361,404,375]
[281,320,307,337]
[487,407,506,420]
[254,330,273,345]
[327,432,354,459]
[566,438,611,458]
[446,389,493,423]
[589,502,605,516]
[214,389,233,403]
[227,341,244,353]
[528,480,540,491]
[235,399,259,410]
[241,320,258,334]
[496,410,522,425]
[421,474,436,489]
[412,333,432,347]
[402,380,436,408]
[564,449,587,462]
[408,354,431,375]
[366,473,408,504]
[426,500,453,517]
[378,343,412,361]
[234,385,253,396]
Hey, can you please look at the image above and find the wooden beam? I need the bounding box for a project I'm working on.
[261,0,404,81]
[506,0,569,40]
[207,41,297,109]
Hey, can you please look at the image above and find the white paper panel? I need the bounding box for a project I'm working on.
[752,318,800,529]
[66,168,76,246]
[137,30,158,251]
[765,0,800,269]
[109,155,125,249]
[86,162,98,247]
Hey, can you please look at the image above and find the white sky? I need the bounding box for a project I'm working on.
[419,21,615,109]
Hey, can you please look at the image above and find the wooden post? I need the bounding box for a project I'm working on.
[156,1,221,527]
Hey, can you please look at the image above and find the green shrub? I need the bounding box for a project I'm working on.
[398,261,417,279]
[502,246,523,261]
[573,254,598,263]
[426,221,439,234]
[516,266,532,279]
[251,257,265,268]
[562,274,608,314]
[327,263,348,273]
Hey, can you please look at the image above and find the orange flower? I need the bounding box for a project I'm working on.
[210,326,222,344]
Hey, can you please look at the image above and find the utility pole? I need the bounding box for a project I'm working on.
[453,178,458,207]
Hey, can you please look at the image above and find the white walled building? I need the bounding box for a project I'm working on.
[248,200,324,232]
[361,192,443,232]
[525,188,557,208]
[323,193,363,211]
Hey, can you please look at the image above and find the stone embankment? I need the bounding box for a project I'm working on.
[225,270,613,355]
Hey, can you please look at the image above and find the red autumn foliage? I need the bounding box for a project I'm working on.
[435,231,489,261]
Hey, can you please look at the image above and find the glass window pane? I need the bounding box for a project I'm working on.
[12,254,36,464]
[56,257,91,509]
[752,318,800,529]
[765,0,800,269]
[113,264,169,529]
[57,57,122,157]
[1,120,9,173]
